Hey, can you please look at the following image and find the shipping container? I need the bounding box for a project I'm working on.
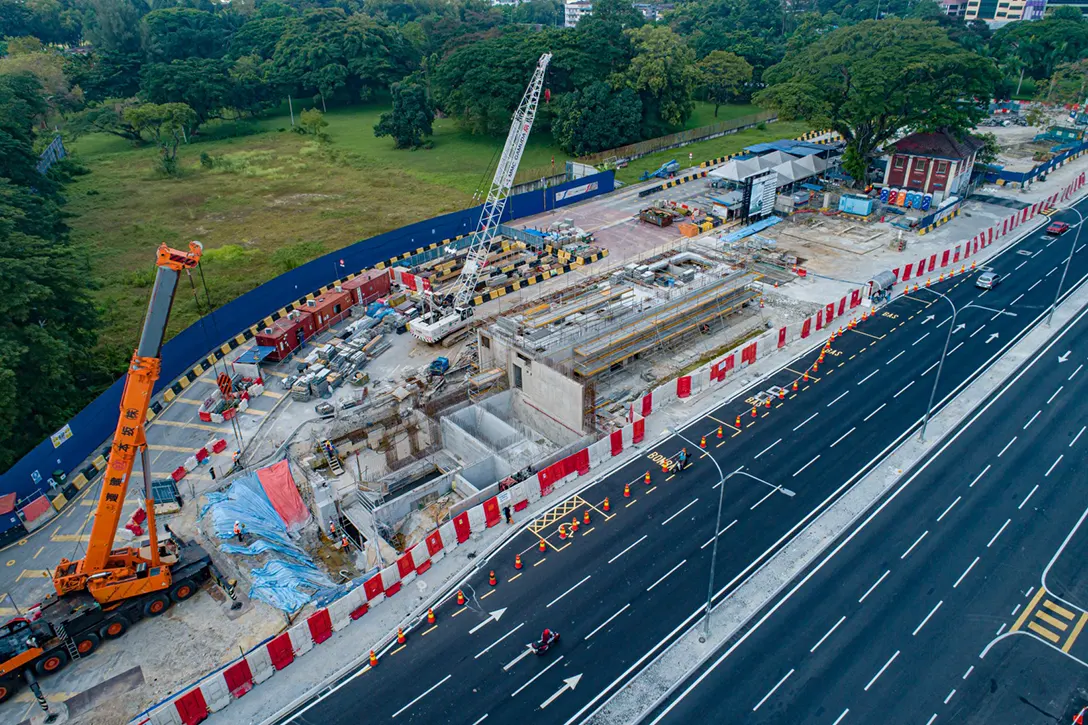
[302,290,353,334]
[255,310,316,362]
[341,269,392,306]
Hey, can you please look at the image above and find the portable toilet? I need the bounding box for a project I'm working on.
[879,187,890,203]
[921,194,932,211]
[896,189,907,206]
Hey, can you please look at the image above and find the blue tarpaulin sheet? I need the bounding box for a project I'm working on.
[721,216,782,243]
[235,346,275,365]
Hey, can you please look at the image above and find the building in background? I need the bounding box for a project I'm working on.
[1044,0,1086,15]
[564,0,593,26]
[939,0,968,16]
[883,131,984,204]
[963,0,1047,20]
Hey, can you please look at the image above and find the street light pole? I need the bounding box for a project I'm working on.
[668,426,738,642]
[1046,208,1086,327]
[915,289,957,443]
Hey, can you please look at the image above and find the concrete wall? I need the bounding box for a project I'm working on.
[371,471,457,529]
[439,418,493,466]
[458,456,513,491]
[509,355,585,436]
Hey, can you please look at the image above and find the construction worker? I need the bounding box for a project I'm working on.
[677,448,688,471]
[503,506,513,525]
[340,535,350,550]
[233,521,247,543]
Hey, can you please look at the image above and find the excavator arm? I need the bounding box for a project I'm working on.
[53,242,202,601]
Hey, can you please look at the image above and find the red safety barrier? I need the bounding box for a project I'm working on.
[212,439,228,454]
[198,411,212,422]
[1002,218,1008,234]
[175,688,209,725]
[397,552,415,579]
[641,393,652,417]
[721,354,735,376]
[837,297,846,316]
[954,246,961,263]
[223,408,236,422]
[364,574,384,600]
[425,531,443,557]
[222,659,254,698]
[267,633,294,670]
[929,254,937,272]
[801,318,812,338]
[677,376,692,398]
[741,342,757,365]
[850,290,861,308]
[453,512,471,543]
[171,466,186,483]
[891,267,900,282]
[825,303,835,322]
[988,228,994,244]
[571,449,590,476]
[195,447,209,463]
[514,500,528,512]
[902,262,913,281]
[610,430,623,456]
[816,310,824,330]
[940,249,950,267]
[778,327,787,348]
[483,496,502,526]
[307,609,333,645]
[633,418,645,444]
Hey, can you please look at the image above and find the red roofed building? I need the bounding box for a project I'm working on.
[883,130,985,204]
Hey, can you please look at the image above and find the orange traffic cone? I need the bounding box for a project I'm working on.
[624,483,631,498]
[397,627,406,644]
[428,608,435,624]
[644,471,651,484]
[792,380,798,391]
[457,590,465,605]
[369,650,378,666]
[813,361,819,372]
[778,389,785,399]
[803,370,809,382]
[939,273,945,282]
[735,415,741,427]
[751,406,757,417]
[717,425,723,439]
[603,497,610,512]
[700,435,706,448]
[662,460,669,474]
[515,554,522,570]
[926,278,931,287]
[571,518,579,533]
[583,509,590,525]
[559,525,567,539]
[971,261,976,270]
[489,570,497,586]
[1073,705,1087,725]
[539,538,546,552]
[913,284,919,292]
[765,397,771,408]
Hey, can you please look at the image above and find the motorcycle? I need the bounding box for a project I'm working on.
[530,631,561,655]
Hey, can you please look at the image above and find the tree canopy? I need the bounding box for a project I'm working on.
[374,81,435,148]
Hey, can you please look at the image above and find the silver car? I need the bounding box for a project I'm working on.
[976,271,1000,290]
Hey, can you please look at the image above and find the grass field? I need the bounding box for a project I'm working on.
[66,99,774,361]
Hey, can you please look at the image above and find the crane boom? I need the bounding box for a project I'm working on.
[409,52,551,343]
[53,242,202,601]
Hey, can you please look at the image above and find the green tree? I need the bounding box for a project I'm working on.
[620,25,699,133]
[84,0,147,55]
[139,57,232,128]
[551,81,641,155]
[990,13,1088,80]
[226,15,290,59]
[4,36,44,56]
[297,107,328,138]
[227,54,280,116]
[1041,59,1088,106]
[374,80,435,149]
[0,47,84,117]
[67,97,144,141]
[141,7,228,63]
[696,50,753,117]
[754,19,996,185]
[124,101,197,174]
[974,132,999,166]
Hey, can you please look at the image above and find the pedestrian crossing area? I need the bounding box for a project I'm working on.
[1012,587,1088,653]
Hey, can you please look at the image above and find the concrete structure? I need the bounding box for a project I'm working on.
[564,0,593,26]
[883,130,984,204]
[964,0,1045,20]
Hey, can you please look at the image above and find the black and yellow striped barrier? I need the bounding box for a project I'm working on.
[468,250,610,306]
[917,207,960,235]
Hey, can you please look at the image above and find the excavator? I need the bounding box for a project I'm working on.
[0,242,223,703]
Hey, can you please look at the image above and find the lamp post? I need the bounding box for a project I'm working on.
[914,288,957,443]
[667,426,739,643]
[1046,208,1086,327]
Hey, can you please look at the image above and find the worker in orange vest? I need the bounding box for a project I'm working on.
[233,521,247,543]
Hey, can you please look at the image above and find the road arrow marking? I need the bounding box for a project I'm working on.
[502,645,535,671]
[986,333,1000,344]
[540,674,583,709]
[922,314,935,324]
[953,323,966,333]
[1059,351,1071,363]
[470,608,507,634]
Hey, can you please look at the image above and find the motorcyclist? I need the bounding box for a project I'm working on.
[540,628,554,645]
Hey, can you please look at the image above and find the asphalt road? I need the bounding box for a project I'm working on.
[276,200,1088,725]
[646,212,1088,725]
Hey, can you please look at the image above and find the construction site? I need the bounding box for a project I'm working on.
[1,51,1084,725]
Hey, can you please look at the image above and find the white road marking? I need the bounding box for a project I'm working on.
[753,669,794,711]
[810,615,846,653]
[647,560,687,592]
[1015,260,1027,270]
[1048,266,1058,277]
[1071,426,1086,448]
[502,646,534,671]
[547,576,591,608]
[662,498,700,526]
[859,570,890,603]
[944,689,956,704]
[608,535,647,564]
[963,665,974,680]
[832,710,849,725]
[1019,484,1039,510]
[1026,586,1036,598]
[1033,249,1043,258]
[1045,454,1064,477]
[793,454,821,477]
[858,370,878,385]
[828,390,850,407]
[948,341,965,356]
[1023,410,1041,429]
[954,557,980,588]
[754,438,781,459]
[1012,293,1024,305]
[901,531,928,560]
[1012,603,1022,616]
[585,604,630,640]
[477,622,524,660]
[913,332,930,346]
[913,600,944,636]
[793,412,819,431]
[970,464,991,488]
[1048,385,1064,404]
[988,519,1011,548]
[864,650,900,691]
[511,656,564,697]
[996,622,1008,636]
[864,403,886,421]
[1071,364,1084,381]
[887,351,905,364]
[1029,279,1042,291]
[998,436,1017,457]
[970,325,986,338]
[925,715,938,725]
[392,674,452,718]
[469,609,508,635]
[937,496,961,522]
[895,381,916,398]
[830,427,856,448]
[471,716,489,725]
[922,360,940,376]
[700,520,737,549]
[750,488,778,511]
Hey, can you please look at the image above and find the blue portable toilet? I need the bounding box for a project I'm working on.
[921,194,932,211]
[879,187,890,203]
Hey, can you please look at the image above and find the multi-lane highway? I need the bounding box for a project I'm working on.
[273,199,1088,725]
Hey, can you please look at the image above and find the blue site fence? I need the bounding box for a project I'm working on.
[988,140,1088,185]
[0,172,615,504]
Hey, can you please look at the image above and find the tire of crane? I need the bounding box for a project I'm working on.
[99,616,129,640]
[0,676,20,703]
[144,593,171,617]
[170,579,197,603]
[74,632,100,656]
[34,648,69,677]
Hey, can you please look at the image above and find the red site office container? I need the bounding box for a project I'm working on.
[302,291,352,334]
[341,269,392,306]
[255,310,316,361]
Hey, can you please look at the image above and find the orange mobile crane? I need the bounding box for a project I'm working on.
[0,243,225,702]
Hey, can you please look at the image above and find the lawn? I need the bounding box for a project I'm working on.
[65,99,779,362]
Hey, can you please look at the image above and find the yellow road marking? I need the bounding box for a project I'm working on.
[481,590,495,600]
[1028,621,1062,643]
[1064,612,1088,653]
[421,625,438,636]
[452,607,467,617]
[717,441,726,447]
[849,328,885,340]
[582,527,595,536]
[152,419,221,433]
[390,644,406,655]
[146,444,194,453]
[746,422,755,428]
[17,569,51,581]
[1044,600,1076,620]
[163,398,201,405]
[262,390,284,399]
[509,573,522,583]
[732,431,740,437]
[50,534,91,543]
[32,547,43,559]
[1012,587,1048,631]
[706,414,741,432]
[1036,610,1070,631]
[646,486,657,494]
[776,402,784,408]
[666,475,675,482]
[785,367,821,381]
[242,408,268,416]
[626,499,638,508]
[802,385,810,391]
[849,355,856,360]
[534,558,547,567]
[762,412,770,418]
